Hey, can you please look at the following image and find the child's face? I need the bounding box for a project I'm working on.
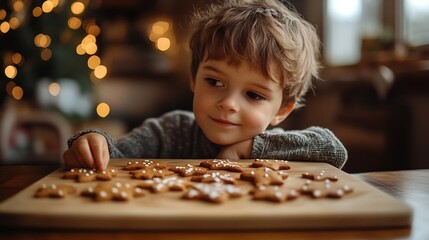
[191,59,292,146]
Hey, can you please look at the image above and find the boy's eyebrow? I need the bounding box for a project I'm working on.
[250,82,275,93]
[202,65,222,74]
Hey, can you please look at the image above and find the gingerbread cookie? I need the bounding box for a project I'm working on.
[137,176,191,193]
[240,167,288,186]
[199,159,243,172]
[300,180,353,198]
[34,183,76,198]
[191,172,236,184]
[250,185,300,202]
[251,159,290,171]
[301,170,338,182]
[169,164,207,177]
[123,160,167,170]
[81,182,145,201]
[129,167,174,180]
[182,182,242,203]
[63,168,117,182]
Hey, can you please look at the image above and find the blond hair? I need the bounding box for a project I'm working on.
[189,0,320,108]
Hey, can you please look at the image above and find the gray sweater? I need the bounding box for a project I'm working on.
[68,110,347,169]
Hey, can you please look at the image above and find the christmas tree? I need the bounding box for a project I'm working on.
[1,0,106,119]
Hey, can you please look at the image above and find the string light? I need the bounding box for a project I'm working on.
[11,86,24,100]
[9,17,20,30]
[34,33,51,48]
[13,1,24,12]
[87,55,101,69]
[0,9,6,20]
[93,65,107,79]
[148,20,175,53]
[86,23,100,36]
[48,82,61,96]
[5,65,17,79]
[96,102,110,118]
[49,0,60,8]
[42,1,54,13]
[0,21,10,33]
[152,21,169,35]
[12,53,23,65]
[157,37,171,51]
[71,2,85,15]
[68,17,82,29]
[32,7,42,17]
[41,48,52,61]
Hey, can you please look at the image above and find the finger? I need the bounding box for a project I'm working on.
[71,148,87,168]
[75,139,96,169]
[102,144,110,170]
[88,140,105,171]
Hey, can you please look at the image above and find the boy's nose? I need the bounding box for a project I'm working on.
[217,94,239,112]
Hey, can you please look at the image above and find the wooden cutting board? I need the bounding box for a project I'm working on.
[0,159,412,230]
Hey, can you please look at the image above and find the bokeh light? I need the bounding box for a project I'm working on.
[12,53,23,65]
[48,82,61,96]
[42,1,54,13]
[0,21,10,33]
[68,17,82,30]
[5,65,17,79]
[41,48,52,61]
[13,1,24,12]
[32,7,43,17]
[11,86,24,100]
[87,55,101,69]
[71,2,85,15]
[96,102,110,118]
[156,37,171,51]
[0,9,6,20]
[93,65,107,79]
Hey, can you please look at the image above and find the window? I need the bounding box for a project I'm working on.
[403,0,429,47]
[324,0,383,66]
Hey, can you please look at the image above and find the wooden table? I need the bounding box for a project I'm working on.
[0,165,427,240]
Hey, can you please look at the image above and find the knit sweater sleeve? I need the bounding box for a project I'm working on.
[67,110,199,159]
[251,127,348,169]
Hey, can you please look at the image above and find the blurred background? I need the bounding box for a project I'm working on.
[1,0,428,173]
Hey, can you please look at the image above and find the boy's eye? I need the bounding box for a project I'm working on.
[205,78,224,87]
[246,91,266,101]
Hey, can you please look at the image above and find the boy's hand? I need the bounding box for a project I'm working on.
[63,133,109,170]
[216,138,254,159]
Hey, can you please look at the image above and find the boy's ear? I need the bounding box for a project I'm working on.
[190,78,196,92]
[270,102,295,126]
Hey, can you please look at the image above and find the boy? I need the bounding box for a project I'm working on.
[63,0,347,171]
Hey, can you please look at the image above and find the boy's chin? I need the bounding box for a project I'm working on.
[205,133,247,146]
[205,134,236,146]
